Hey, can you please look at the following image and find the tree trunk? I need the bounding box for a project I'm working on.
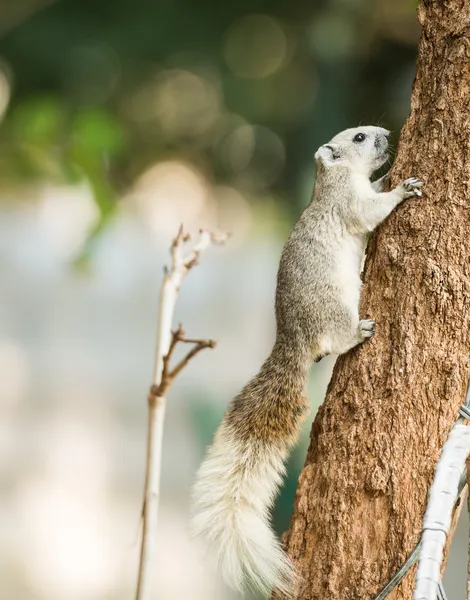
[275,2,470,599]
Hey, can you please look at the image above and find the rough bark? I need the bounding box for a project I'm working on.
[275,1,470,599]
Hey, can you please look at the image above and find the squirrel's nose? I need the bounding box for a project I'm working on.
[375,131,389,150]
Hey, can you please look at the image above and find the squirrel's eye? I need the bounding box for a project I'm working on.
[353,133,366,143]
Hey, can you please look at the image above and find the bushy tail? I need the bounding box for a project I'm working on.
[191,343,309,595]
[191,422,296,596]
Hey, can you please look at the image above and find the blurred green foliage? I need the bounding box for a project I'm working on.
[0,0,419,221]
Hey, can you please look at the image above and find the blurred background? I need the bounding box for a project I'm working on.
[0,0,467,599]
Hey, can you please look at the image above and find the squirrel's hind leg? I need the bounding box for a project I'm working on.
[318,314,375,358]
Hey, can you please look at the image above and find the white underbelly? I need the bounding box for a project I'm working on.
[332,235,365,316]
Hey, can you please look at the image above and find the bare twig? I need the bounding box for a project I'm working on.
[156,326,216,397]
[135,227,227,600]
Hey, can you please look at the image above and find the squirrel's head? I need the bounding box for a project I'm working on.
[314,126,390,176]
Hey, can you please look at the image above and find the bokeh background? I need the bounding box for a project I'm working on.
[0,0,467,599]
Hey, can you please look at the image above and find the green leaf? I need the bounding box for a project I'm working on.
[10,96,65,146]
[71,108,126,159]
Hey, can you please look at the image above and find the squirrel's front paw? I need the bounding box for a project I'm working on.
[398,177,424,199]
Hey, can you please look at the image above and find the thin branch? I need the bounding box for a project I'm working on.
[158,325,184,394]
[169,338,217,381]
[135,226,227,600]
[156,326,216,398]
[167,325,185,360]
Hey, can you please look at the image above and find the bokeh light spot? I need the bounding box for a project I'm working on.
[62,43,120,105]
[219,124,256,174]
[308,13,356,60]
[0,62,11,123]
[126,69,221,140]
[224,15,290,79]
[130,161,211,234]
[213,186,253,244]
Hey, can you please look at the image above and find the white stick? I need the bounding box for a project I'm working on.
[467,457,470,600]
[136,394,166,600]
[135,227,227,600]
[413,423,470,600]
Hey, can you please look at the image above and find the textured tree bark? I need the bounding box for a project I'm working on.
[274,2,470,599]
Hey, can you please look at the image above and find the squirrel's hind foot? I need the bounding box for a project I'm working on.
[359,319,375,338]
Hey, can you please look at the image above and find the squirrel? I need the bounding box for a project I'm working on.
[190,126,423,597]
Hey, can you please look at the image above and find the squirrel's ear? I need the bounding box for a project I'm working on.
[315,144,341,163]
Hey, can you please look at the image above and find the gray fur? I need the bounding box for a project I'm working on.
[191,126,424,597]
[276,126,423,360]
